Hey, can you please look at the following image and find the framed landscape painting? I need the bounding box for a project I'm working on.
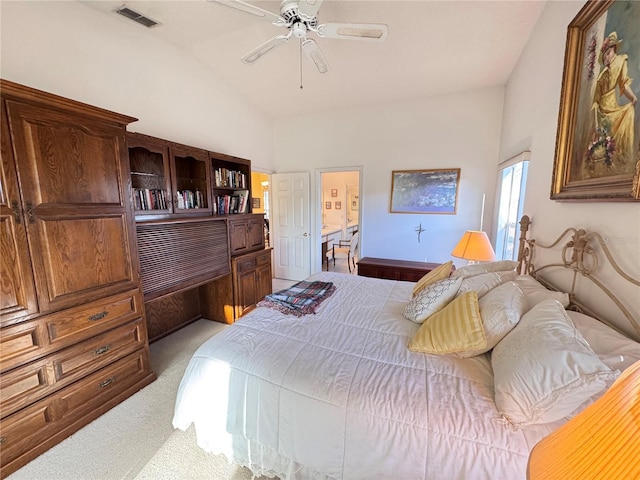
[551,0,640,201]
[390,169,460,214]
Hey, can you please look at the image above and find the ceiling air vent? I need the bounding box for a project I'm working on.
[115,6,160,28]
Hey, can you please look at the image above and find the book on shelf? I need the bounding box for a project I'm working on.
[213,167,247,189]
[213,190,249,215]
[176,190,205,209]
[132,188,167,211]
[237,189,249,214]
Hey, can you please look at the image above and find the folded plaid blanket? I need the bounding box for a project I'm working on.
[257,280,336,317]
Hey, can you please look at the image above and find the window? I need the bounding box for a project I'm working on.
[494,152,530,261]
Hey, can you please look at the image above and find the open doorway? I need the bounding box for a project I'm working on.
[319,169,361,272]
[251,170,271,247]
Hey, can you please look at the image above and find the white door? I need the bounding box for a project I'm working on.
[271,172,311,280]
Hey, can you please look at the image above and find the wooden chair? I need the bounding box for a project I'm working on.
[326,232,359,273]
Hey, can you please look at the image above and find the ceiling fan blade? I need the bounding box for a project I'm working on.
[207,0,284,24]
[317,22,388,41]
[241,35,289,64]
[298,0,324,21]
[302,39,330,74]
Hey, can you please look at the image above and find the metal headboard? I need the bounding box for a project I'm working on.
[516,215,640,339]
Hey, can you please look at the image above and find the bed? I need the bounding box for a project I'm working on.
[172,216,640,479]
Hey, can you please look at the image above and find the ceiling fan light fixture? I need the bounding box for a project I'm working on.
[292,22,307,39]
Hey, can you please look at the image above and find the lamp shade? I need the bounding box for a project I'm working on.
[528,360,640,479]
[451,230,496,262]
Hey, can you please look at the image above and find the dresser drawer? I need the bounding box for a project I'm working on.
[0,318,147,419]
[0,290,143,373]
[45,290,143,346]
[235,256,257,273]
[256,250,271,266]
[0,349,151,470]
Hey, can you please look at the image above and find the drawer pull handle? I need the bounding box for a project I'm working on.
[94,344,111,355]
[88,311,108,321]
[0,436,6,444]
[99,377,115,388]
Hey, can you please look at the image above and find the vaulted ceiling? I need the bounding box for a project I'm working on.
[81,0,547,119]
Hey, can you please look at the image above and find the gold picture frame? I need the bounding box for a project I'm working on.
[551,0,640,201]
[390,169,460,214]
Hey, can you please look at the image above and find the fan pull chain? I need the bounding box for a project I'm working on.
[299,38,304,90]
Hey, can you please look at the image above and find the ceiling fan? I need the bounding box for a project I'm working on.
[208,0,388,75]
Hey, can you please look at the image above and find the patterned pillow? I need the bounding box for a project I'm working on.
[453,281,525,358]
[456,271,517,299]
[408,291,486,354]
[412,261,453,297]
[403,277,462,324]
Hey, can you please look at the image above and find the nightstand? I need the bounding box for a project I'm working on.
[357,257,452,282]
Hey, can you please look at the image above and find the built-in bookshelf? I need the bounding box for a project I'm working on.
[210,153,252,216]
[129,141,171,215]
[171,143,211,214]
[127,133,212,218]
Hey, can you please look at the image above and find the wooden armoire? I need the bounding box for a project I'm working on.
[0,80,156,477]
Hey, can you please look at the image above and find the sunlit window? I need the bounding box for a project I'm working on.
[494,152,530,261]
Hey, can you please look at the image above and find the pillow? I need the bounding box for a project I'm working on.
[454,281,525,358]
[451,260,518,278]
[515,275,570,312]
[568,310,640,372]
[412,261,453,296]
[456,270,517,299]
[408,291,486,354]
[492,299,619,427]
[403,277,462,324]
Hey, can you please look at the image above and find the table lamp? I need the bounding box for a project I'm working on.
[527,360,640,479]
[451,230,496,264]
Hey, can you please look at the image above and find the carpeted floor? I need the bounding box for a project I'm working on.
[7,317,276,480]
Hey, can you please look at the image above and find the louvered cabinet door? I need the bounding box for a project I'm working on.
[3,92,139,314]
[0,101,39,326]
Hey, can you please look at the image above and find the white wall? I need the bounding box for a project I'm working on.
[0,1,274,169]
[500,1,640,339]
[275,88,505,270]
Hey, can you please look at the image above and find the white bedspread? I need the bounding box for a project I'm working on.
[173,272,565,479]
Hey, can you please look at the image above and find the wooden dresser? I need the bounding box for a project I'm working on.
[357,257,450,282]
[0,80,155,477]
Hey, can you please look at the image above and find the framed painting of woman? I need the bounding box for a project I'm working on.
[551,0,640,201]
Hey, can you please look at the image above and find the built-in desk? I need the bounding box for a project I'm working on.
[357,257,452,282]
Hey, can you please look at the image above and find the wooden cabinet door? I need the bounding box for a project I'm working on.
[228,218,249,255]
[0,103,38,325]
[236,269,258,317]
[4,99,139,314]
[256,262,272,302]
[247,215,265,250]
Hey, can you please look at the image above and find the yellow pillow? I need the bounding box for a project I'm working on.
[412,261,453,296]
[407,291,487,354]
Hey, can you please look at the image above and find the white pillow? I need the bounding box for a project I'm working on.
[403,277,462,324]
[568,311,640,372]
[492,299,618,427]
[515,275,570,312]
[456,270,517,299]
[454,281,525,358]
[451,260,518,278]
